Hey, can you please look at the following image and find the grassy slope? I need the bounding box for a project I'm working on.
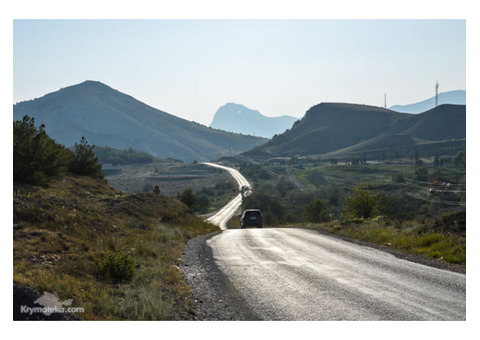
[295,163,466,268]
[232,159,465,269]
[298,217,465,268]
[13,175,218,320]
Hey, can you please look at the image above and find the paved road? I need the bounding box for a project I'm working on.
[207,228,466,320]
[201,162,251,230]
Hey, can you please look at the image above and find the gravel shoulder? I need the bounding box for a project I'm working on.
[179,231,260,321]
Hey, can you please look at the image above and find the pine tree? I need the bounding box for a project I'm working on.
[69,137,104,179]
[13,115,71,184]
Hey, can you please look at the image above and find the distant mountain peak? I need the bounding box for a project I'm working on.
[389,90,466,114]
[210,103,298,138]
[67,80,108,89]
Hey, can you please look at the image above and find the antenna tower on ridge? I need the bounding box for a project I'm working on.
[435,81,439,107]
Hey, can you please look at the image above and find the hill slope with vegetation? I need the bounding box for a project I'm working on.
[13,81,267,162]
[13,117,218,320]
[245,103,465,159]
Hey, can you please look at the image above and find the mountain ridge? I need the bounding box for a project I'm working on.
[389,90,466,114]
[13,81,267,162]
[244,102,466,159]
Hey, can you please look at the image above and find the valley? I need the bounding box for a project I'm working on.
[12,82,467,321]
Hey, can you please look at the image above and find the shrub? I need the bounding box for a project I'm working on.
[98,251,135,282]
[343,184,380,219]
[305,199,330,223]
[414,167,429,182]
[177,188,197,211]
[95,146,154,165]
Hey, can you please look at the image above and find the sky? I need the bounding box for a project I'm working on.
[13,19,466,126]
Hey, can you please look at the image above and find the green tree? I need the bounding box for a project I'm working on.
[13,115,72,184]
[276,178,295,197]
[304,199,330,223]
[69,137,104,179]
[415,167,429,182]
[343,184,380,219]
[178,188,197,211]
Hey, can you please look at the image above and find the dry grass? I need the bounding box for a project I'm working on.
[13,174,218,320]
[300,218,465,266]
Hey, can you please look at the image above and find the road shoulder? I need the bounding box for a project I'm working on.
[180,231,260,321]
[303,227,466,274]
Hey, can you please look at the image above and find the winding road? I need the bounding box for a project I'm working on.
[201,162,251,230]
[198,163,466,320]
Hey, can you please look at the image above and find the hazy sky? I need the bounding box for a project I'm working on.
[13,19,465,125]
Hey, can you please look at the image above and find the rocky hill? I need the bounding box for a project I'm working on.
[13,81,267,162]
[210,103,297,138]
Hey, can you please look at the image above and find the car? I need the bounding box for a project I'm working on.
[240,209,263,228]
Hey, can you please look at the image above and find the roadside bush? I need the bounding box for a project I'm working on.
[304,199,330,223]
[98,251,135,282]
[343,184,381,219]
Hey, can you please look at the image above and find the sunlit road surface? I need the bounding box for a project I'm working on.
[201,162,251,230]
[207,228,466,320]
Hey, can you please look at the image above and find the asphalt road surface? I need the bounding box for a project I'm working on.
[207,228,466,321]
[201,162,251,230]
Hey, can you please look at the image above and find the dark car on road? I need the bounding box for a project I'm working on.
[240,209,263,228]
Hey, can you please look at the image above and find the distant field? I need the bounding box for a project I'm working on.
[105,159,238,214]
[105,160,233,194]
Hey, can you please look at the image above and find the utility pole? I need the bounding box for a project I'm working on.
[435,81,439,107]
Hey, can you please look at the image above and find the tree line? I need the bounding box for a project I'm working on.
[14,115,104,185]
[95,146,154,165]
